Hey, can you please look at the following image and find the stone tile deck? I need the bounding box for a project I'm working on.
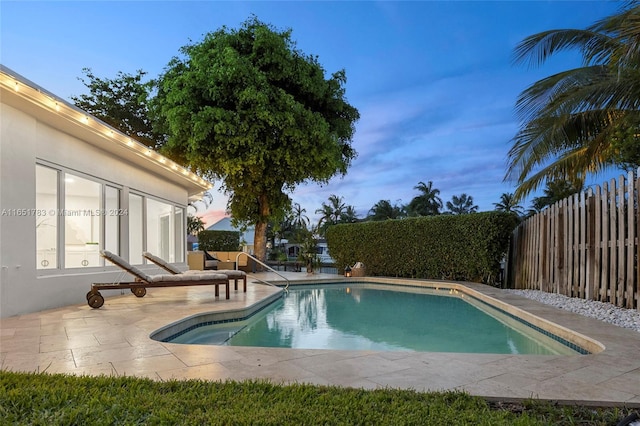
[1,272,639,406]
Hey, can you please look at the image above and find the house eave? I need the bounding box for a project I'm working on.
[0,65,211,197]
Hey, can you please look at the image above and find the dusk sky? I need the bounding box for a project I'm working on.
[1,1,624,227]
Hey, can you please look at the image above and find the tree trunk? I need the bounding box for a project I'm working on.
[253,194,270,264]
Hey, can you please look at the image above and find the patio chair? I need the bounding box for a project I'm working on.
[143,251,247,292]
[203,250,219,270]
[86,250,230,309]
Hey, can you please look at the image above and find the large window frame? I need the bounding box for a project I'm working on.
[36,162,188,273]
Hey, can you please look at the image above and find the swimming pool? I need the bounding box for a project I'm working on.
[159,283,588,355]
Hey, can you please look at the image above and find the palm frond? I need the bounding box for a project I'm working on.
[512,29,617,68]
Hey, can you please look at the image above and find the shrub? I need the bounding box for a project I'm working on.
[198,230,240,251]
[326,212,517,284]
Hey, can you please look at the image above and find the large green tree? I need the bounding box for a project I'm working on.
[506,2,640,200]
[71,68,159,148]
[152,18,359,261]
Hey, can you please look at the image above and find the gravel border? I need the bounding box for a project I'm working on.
[505,289,640,333]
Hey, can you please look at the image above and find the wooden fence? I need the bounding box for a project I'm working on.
[507,171,640,310]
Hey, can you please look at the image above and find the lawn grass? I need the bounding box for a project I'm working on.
[1,371,636,425]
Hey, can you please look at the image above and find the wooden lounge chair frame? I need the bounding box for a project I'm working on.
[87,250,230,309]
[142,251,247,292]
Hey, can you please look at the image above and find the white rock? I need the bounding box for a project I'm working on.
[505,289,640,333]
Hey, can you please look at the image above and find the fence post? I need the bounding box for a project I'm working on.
[617,175,625,306]
[586,189,596,300]
[627,171,635,309]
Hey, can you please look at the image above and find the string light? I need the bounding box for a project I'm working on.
[4,72,211,190]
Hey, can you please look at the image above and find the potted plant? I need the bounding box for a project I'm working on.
[297,228,319,274]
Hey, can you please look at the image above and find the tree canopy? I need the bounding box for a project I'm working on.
[493,193,524,218]
[445,193,478,215]
[315,195,357,236]
[152,17,359,260]
[407,181,442,216]
[506,1,640,200]
[367,200,406,221]
[529,179,582,213]
[71,68,159,148]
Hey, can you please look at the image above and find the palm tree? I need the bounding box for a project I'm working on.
[186,215,205,236]
[315,194,346,236]
[340,205,360,223]
[367,200,406,221]
[493,193,525,217]
[506,2,640,200]
[290,202,310,231]
[446,193,478,215]
[531,179,583,211]
[407,181,442,216]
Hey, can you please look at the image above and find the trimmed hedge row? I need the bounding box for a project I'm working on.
[197,230,240,251]
[326,212,518,284]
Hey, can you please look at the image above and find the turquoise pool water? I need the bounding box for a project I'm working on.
[168,283,581,355]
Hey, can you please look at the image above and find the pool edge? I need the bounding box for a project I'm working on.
[155,277,605,355]
[149,287,284,342]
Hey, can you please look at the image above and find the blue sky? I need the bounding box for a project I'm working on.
[1,1,623,226]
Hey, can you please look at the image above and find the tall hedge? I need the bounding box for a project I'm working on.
[326,212,518,284]
[197,230,240,251]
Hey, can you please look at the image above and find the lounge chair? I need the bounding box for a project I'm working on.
[143,251,247,292]
[86,250,230,309]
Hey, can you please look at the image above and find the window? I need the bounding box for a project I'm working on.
[36,165,58,269]
[174,207,184,263]
[146,198,172,261]
[104,186,120,255]
[64,173,101,268]
[129,193,144,265]
[35,164,187,270]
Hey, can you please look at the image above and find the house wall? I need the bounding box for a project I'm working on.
[0,98,190,318]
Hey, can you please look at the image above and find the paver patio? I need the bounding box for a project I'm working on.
[1,272,639,406]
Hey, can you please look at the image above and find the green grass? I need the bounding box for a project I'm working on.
[0,371,635,425]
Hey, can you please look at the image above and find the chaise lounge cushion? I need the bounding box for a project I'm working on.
[143,251,246,279]
[102,250,153,282]
[142,251,182,274]
[102,250,227,283]
[145,272,227,282]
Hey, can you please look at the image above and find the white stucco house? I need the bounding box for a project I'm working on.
[0,66,211,317]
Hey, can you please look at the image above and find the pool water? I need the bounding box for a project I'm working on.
[169,284,580,355]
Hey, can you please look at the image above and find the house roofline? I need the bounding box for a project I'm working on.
[0,65,212,196]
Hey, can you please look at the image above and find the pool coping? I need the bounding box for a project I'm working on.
[155,280,598,356]
[1,273,640,407]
